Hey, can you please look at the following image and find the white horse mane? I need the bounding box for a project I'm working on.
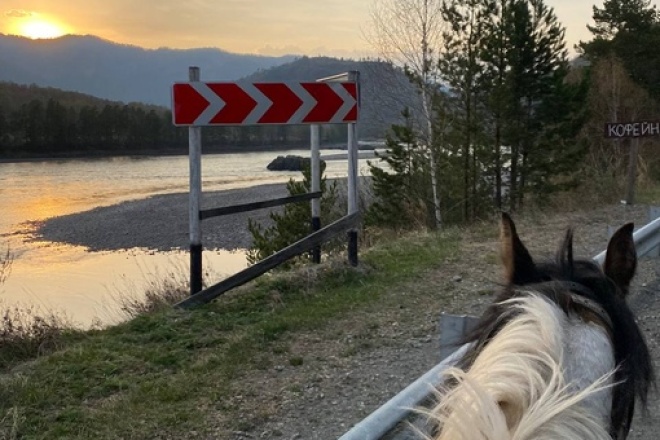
[424,294,616,440]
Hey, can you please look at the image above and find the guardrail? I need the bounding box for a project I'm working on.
[339,215,660,440]
[594,216,660,265]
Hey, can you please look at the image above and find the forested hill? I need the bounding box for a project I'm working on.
[0,55,418,159]
[0,82,186,159]
[244,56,364,82]
[243,56,419,139]
[0,82,161,113]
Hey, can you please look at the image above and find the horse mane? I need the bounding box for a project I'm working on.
[435,218,654,440]
[429,295,614,440]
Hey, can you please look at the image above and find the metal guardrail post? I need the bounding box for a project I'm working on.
[648,207,660,257]
[438,313,479,361]
[337,344,471,440]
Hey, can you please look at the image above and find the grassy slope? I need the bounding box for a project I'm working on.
[0,230,460,439]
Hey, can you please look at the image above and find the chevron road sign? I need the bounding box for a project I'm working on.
[172,81,358,126]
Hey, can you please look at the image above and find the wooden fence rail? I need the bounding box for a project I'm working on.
[175,212,360,309]
[200,191,322,220]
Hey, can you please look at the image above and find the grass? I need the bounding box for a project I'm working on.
[0,228,460,439]
[637,182,660,205]
[0,304,82,370]
[0,249,83,372]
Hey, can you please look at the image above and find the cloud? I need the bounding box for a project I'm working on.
[4,9,34,18]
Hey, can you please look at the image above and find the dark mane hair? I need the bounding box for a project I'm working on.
[457,217,654,439]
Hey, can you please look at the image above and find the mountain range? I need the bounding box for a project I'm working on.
[0,34,296,106]
[0,34,419,138]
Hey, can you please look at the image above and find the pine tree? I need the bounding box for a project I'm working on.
[366,109,432,229]
[504,0,568,211]
[440,0,494,221]
[479,0,513,211]
[246,163,339,266]
[581,0,660,100]
[525,69,591,202]
[587,0,657,40]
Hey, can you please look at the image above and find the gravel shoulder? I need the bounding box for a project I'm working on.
[31,190,660,439]
[221,202,659,440]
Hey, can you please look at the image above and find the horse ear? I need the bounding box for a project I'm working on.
[558,228,575,279]
[604,223,636,297]
[500,213,536,284]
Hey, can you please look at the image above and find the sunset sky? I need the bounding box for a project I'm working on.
[1,1,658,58]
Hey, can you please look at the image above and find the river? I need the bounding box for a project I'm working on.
[0,150,378,327]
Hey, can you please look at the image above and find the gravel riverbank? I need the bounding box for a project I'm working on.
[31,183,291,251]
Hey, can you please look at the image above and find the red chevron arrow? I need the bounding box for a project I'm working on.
[172,81,358,126]
[172,83,211,125]
[302,83,344,124]
[207,83,257,124]
[342,83,358,122]
[255,83,303,124]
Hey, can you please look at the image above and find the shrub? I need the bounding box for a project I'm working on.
[0,246,12,286]
[115,263,192,318]
[246,162,340,266]
[366,110,434,230]
[0,303,73,369]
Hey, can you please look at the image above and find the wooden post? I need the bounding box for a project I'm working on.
[347,71,360,267]
[311,124,321,264]
[188,66,203,295]
[176,213,360,308]
[625,137,639,205]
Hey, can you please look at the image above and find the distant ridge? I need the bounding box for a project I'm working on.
[0,34,421,138]
[0,34,296,106]
[242,56,419,138]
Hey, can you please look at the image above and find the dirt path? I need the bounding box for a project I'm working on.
[221,203,659,440]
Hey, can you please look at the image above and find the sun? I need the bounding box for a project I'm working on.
[18,18,66,39]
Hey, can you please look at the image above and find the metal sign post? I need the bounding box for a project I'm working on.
[315,71,361,266]
[310,124,322,264]
[188,66,203,295]
[626,138,639,205]
[347,118,359,266]
[172,69,360,294]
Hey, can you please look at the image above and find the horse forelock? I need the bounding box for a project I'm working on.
[430,295,615,440]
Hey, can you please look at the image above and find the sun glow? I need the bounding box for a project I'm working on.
[18,18,66,39]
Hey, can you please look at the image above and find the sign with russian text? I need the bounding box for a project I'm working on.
[605,121,660,138]
[172,81,358,126]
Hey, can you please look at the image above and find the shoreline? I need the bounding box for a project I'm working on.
[0,142,370,164]
[32,182,293,252]
[0,148,299,164]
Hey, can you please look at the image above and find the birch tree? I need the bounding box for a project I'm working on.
[366,0,447,228]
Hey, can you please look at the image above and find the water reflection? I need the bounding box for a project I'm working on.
[1,243,248,328]
[0,150,380,327]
